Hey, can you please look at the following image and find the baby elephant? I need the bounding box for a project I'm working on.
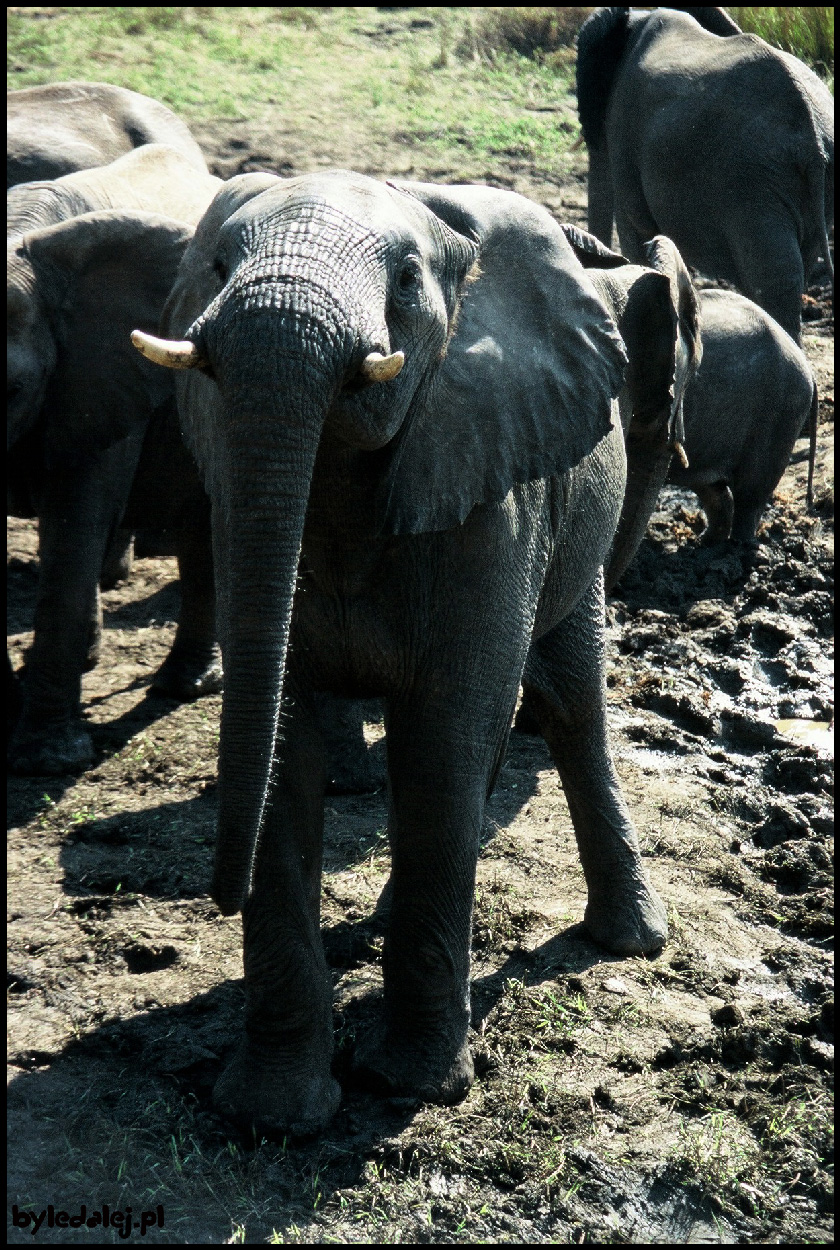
[669,290,817,541]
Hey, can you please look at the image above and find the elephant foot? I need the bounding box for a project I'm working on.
[583,877,668,956]
[151,646,223,701]
[213,1040,341,1138]
[353,1023,474,1105]
[100,531,134,590]
[8,723,94,776]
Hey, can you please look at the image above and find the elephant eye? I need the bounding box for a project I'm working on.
[395,257,422,299]
[213,257,228,284]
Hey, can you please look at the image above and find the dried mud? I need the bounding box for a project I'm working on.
[7,116,834,1244]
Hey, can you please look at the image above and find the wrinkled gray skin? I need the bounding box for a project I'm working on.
[7,148,223,775]
[153,170,696,1137]
[668,289,818,541]
[7,80,207,188]
[577,7,834,344]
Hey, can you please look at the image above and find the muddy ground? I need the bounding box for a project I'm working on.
[7,112,834,1243]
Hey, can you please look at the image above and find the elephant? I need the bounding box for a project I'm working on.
[7,149,224,775]
[667,289,818,542]
[7,80,207,188]
[7,142,221,239]
[133,169,700,1137]
[576,7,834,344]
[558,224,702,591]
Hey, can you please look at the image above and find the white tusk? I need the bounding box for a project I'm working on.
[360,350,405,383]
[673,440,690,469]
[131,329,203,369]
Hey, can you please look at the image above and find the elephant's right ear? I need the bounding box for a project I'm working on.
[377,184,628,535]
[161,173,282,338]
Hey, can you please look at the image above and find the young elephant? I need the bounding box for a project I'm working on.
[7,148,224,775]
[7,80,207,187]
[134,170,699,1138]
[668,289,818,541]
[559,224,702,591]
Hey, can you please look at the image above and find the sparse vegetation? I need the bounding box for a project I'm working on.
[463,7,591,65]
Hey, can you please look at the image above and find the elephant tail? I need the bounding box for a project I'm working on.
[806,380,818,509]
[575,7,630,149]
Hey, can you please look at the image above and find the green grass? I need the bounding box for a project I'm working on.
[732,7,834,75]
[7,7,581,179]
[9,8,829,192]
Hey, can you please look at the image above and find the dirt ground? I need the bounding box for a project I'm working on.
[7,108,834,1243]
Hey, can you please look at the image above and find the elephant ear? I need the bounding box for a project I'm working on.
[378,182,628,535]
[24,210,194,460]
[642,235,703,437]
[599,235,703,591]
[561,223,630,269]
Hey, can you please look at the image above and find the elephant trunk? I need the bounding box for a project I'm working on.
[209,314,342,916]
[604,433,672,593]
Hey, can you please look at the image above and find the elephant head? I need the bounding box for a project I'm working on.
[136,171,628,917]
[561,225,702,590]
[7,209,192,454]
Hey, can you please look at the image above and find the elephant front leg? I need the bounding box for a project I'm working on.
[152,496,222,700]
[9,522,111,776]
[213,683,340,1137]
[354,699,512,1104]
[9,439,143,776]
[524,575,667,956]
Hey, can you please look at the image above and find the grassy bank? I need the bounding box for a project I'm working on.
[7,7,582,181]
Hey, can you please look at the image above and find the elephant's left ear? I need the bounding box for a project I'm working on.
[377,184,628,534]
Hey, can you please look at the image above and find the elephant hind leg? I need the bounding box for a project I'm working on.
[523,576,667,956]
[696,481,735,542]
[100,528,134,590]
[151,500,222,700]
[730,491,773,544]
[732,222,805,345]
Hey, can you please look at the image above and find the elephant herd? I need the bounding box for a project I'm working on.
[6,9,833,1137]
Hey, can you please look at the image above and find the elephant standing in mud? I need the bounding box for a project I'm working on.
[7,80,207,187]
[668,290,818,542]
[559,224,702,592]
[7,146,223,775]
[134,170,699,1137]
[576,7,834,343]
